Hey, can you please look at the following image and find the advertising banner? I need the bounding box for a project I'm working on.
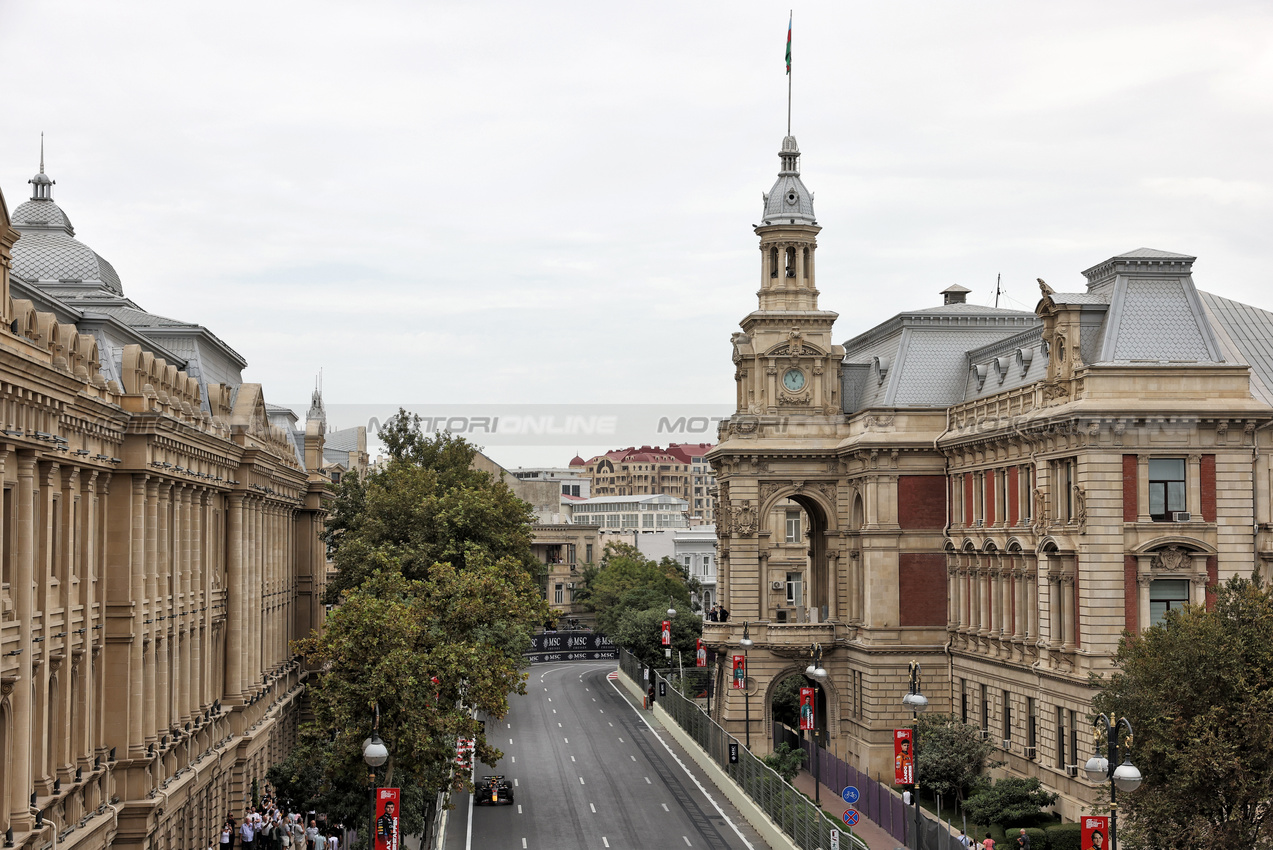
[893,728,914,786]
[1081,815,1109,850]
[799,687,815,731]
[695,638,706,667]
[732,655,746,689]
[374,787,401,850]
[661,621,671,646]
[524,631,617,663]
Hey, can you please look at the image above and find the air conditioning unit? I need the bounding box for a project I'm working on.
[1002,739,1011,750]
[1066,764,1078,778]
[979,729,991,741]
[1024,746,1037,760]
[771,580,785,590]
[567,583,574,589]
[1172,511,1193,522]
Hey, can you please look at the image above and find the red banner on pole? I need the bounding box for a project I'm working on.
[732,655,746,689]
[1081,815,1108,850]
[799,687,815,731]
[375,787,401,850]
[695,638,706,667]
[893,729,914,785]
[661,620,671,646]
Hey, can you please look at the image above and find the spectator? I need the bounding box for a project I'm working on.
[239,817,255,850]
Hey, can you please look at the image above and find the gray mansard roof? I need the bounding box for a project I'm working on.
[842,247,1273,413]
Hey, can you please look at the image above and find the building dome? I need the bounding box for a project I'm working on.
[10,167,125,296]
[761,135,816,226]
[569,454,587,467]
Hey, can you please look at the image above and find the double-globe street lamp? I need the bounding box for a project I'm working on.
[739,622,754,749]
[1083,715,1142,850]
[363,731,389,849]
[900,661,929,850]
[805,643,828,806]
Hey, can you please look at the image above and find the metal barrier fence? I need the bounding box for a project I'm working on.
[619,649,868,850]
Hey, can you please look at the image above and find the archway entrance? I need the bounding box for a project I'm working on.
[770,492,834,621]
[770,669,828,747]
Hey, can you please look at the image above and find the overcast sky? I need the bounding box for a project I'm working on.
[3,2,1273,465]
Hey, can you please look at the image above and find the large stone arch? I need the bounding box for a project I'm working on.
[760,485,840,618]
[761,660,841,744]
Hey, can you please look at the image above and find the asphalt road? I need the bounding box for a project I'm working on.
[444,661,770,850]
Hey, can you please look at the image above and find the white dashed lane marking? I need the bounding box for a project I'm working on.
[589,803,596,813]
[579,777,586,785]
[661,804,669,812]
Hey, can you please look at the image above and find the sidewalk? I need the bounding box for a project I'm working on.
[790,770,902,850]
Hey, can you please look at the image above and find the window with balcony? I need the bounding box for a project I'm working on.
[786,572,803,606]
[1149,458,1187,521]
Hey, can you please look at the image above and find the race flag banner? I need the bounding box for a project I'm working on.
[732,654,746,689]
[695,638,706,667]
[799,687,815,731]
[1081,816,1108,850]
[661,620,671,646]
[893,729,914,785]
[375,787,401,850]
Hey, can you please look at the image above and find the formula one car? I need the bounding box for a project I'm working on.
[475,775,514,805]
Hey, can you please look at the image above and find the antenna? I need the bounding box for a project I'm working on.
[994,273,1002,309]
[40,132,45,174]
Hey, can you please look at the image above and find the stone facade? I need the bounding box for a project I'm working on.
[0,167,331,849]
[702,137,1273,819]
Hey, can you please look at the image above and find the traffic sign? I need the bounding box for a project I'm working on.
[841,785,860,805]
[842,808,860,827]
[830,829,840,850]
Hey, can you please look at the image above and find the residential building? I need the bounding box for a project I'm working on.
[0,160,332,849]
[702,132,1273,819]
[570,494,690,531]
[673,525,719,612]
[511,465,591,499]
[666,443,718,525]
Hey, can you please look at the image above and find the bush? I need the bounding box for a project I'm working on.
[1043,822,1081,850]
[762,743,806,783]
[963,777,1059,828]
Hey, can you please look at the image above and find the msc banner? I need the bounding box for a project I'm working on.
[375,787,400,850]
[525,631,617,663]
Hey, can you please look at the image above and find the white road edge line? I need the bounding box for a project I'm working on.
[464,789,474,850]
[608,677,756,850]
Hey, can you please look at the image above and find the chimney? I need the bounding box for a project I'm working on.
[941,284,971,305]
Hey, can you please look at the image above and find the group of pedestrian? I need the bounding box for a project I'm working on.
[707,604,729,622]
[214,791,342,850]
[958,828,1031,849]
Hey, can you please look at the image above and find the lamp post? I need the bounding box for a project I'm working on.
[1084,715,1141,850]
[739,622,754,749]
[900,661,928,850]
[363,727,388,850]
[805,643,828,806]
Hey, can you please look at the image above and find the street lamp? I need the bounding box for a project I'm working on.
[900,661,928,850]
[1084,714,1141,850]
[667,598,677,617]
[364,724,388,850]
[806,643,829,806]
[739,622,754,749]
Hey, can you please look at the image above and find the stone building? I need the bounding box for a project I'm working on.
[702,134,1273,818]
[0,162,331,849]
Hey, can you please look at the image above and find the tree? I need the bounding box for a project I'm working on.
[771,676,804,729]
[609,605,702,671]
[914,713,1001,804]
[1091,575,1273,848]
[323,412,540,604]
[583,542,696,635]
[763,743,808,783]
[961,777,1058,828]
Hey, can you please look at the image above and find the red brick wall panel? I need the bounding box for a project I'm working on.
[1122,455,1138,522]
[1008,467,1019,527]
[1124,555,1138,632]
[898,475,948,530]
[1201,454,1216,522]
[986,470,996,527]
[899,553,948,627]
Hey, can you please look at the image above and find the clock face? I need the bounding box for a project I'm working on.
[783,369,806,391]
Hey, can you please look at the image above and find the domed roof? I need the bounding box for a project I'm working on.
[9,169,125,296]
[761,135,816,226]
[569,454,587,467]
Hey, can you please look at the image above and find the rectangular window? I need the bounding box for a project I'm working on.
[974,473,985,525]
[1027,698,1037,751]
[1003,690,1012,743]
[1069,710,1078,769]
[585,544,593,563]
[981,684,989,733]
[1056,706,1066,769]
[785,510,802,543]
[960,680,968,724]
[1001,471,1011,527]
[642,514,654,527]
[786,572,804,606]
[1022,465,1033,523]
[1150,578,1191,626]
[1055,458,1076,521]
[704,556,713,576]
[1,486,11,588]
[1149,458,1187,521]
[554,584,563,604]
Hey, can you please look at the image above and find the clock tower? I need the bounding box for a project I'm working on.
[731,135,843,416]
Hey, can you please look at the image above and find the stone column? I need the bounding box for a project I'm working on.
[1137,456,1151,522]
[144,478,160,746]
[225,494,244,701]
[9,452,35,831]
[1060,575,1075,650]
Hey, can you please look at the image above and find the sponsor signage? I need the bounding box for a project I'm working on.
[661,620,671,646]
[524,631,617,662]
[799,687,815,731]
[695,639,706,667]
[732,655,746,689]
[375,787,401,850]
[1082,816,1108,850]
[894,729,914,785]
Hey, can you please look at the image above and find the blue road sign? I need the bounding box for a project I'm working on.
[842,808,860,827]
[841,785,860,805]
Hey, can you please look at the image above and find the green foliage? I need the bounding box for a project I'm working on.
[762,743,807,782]
[770,676,803,729]
[1043,822,1081,850]
[610,604,702,671]
[323,412,539,603]
[961,777,1058,829]
[914,713,1001,803]
[1091,575,1273,849]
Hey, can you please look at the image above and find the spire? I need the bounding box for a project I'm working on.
[29,133,54,201]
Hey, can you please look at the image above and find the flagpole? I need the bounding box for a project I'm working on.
[787,10,792,137]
